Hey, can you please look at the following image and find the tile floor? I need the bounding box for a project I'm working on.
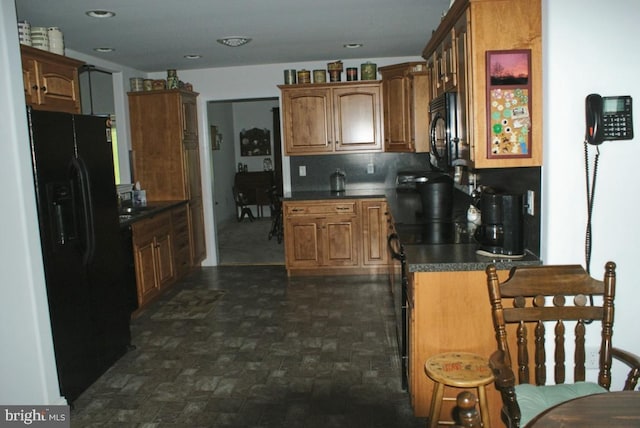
[70,266,427,427]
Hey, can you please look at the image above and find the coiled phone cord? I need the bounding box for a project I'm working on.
[584,139,600,313]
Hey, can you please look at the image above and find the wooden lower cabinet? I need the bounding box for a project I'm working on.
[409,269,511,425]
[283,200,359,273]
[131,212,175,308]
[283,198,392,275]
[360,199,390,266]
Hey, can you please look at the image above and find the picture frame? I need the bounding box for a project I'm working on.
[485,49,532,159]
[211,125,222,150]
[240,127,271,156]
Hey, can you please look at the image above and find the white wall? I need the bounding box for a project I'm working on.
[208,101,236,226]
[543,0,640,386]
[0,0,64,404]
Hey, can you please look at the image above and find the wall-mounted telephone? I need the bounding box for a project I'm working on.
[585,94,634,145]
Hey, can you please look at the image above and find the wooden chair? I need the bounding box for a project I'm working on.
[485,262,640,428]
[455,391,482,428]
[232,186,254,222]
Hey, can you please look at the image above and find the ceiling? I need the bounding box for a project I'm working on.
[15,0,452,72]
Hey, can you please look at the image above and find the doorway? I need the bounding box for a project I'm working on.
[207,98,284,265]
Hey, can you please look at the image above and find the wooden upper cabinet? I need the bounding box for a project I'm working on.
[21,45,83,113]
[279,81,383,155]
[423,0,542,168]
[128,90,198,200]
[379,62,430,153]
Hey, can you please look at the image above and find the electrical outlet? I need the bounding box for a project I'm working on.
[585,346,599,369]
[299,165,306,177]
[526,190,535,216]
[367,163,375,174]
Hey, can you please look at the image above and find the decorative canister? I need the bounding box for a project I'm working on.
[284,69,297,84]
[327,60,343,72]
[346,67,358,81]
[47,27,64,55]
[297,69,311,84]
[328,70,341,82]
[313,69,326,83]
[361,62,377,80]
[167,69,179,89]
[143,79,153,91]
[152,79,166,90]
[129,77,144,92]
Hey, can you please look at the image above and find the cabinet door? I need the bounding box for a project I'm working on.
[181,94,198,141]
[133,237,160,306]
[172,206,191,277]
[441,31,457,92]
[322,216,359,266]
[284,217,321,268]
[361,200,389,266]
[155,229,175,289]
[21,49,81,113]
[281,88,333,154]
[454,12,472,166]
[382,74,412,152]
[188,199,207,265]
[332,85,382,152]
[183,140,202,200]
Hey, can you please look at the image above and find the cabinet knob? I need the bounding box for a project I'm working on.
[32,85,38,90]
[40,86,47,92]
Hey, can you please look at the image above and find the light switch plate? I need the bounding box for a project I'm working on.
[367,163,375,174]
[299,165,306,177]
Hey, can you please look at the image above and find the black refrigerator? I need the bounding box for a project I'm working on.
[27,108,136,403]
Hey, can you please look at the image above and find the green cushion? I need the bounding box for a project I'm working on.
[515,381,607,426]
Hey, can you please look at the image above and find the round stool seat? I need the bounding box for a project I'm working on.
[425,351,493,387]
[424,352,494,428]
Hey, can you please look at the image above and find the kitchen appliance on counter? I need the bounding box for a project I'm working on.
[474,189,525,257]
[329,168,346,193]
[27,108,136,403]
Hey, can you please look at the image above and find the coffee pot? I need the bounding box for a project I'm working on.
[474,189,524,257]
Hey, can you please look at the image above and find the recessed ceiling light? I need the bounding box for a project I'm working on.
[86,10,116,18]
[93,47,114,53]
[184,54,202,60]
[216,37,252,47]
[344,43,363,49]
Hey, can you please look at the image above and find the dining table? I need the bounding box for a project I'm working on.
[524,391,640,427]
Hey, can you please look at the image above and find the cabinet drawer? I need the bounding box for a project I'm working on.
[285,201,357,216]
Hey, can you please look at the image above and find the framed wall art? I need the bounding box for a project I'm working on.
[210,125,222,150]
[486,49,532,159]
[240,127,271,156]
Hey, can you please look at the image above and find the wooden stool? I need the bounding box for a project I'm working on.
[424,352,493,428]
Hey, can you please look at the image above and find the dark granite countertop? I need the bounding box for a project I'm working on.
[119,200,187,227]
[283,189,387,201]
[282,187,542,272]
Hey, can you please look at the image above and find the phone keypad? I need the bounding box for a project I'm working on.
[603,114,633,139]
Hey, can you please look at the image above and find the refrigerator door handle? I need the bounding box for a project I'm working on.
[70,157,96,265]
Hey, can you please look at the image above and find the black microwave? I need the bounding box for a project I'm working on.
[429,92,471,170]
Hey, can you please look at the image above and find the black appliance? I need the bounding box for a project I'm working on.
[474,189,525,257]
[429,92,458,171]
[27,108,136,403]
[387,233,409,390]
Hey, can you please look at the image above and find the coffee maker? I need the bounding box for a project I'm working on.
[474,189,525,257]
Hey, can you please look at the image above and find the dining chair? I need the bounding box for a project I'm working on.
[485,262,640,428]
